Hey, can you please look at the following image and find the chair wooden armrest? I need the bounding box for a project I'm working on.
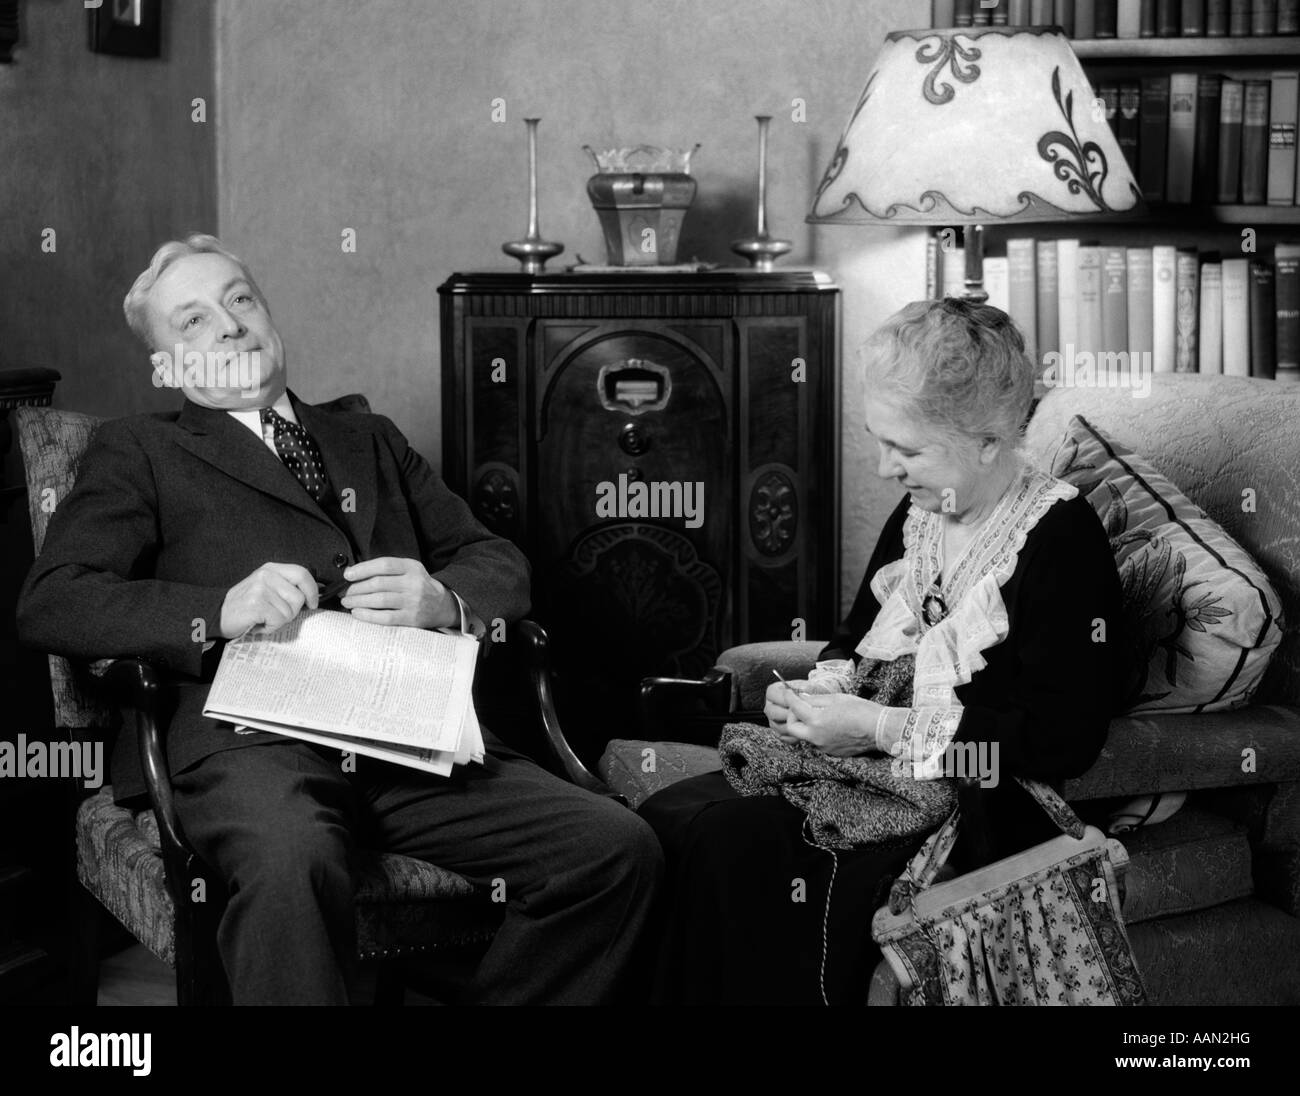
[515,620,624,805]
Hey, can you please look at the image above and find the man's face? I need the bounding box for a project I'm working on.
[145,252,286,410]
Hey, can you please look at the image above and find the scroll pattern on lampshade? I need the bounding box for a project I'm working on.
[807,27,1143,225]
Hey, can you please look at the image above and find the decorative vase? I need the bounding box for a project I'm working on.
[502,118,564,274]
[584,144,700,266]
[731,116,791,272]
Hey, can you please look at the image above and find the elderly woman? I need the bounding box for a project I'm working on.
[639,298,1125,1005]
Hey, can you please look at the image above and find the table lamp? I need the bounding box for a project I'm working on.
[807,25,1142,302]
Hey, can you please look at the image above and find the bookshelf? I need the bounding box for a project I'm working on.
[1074,37,1300,61]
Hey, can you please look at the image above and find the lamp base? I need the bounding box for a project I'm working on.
[731,234,792,273]
[502,238,565,275]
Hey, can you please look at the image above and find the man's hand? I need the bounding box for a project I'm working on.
[339,557,459,629]
[781,693,883,757]
[219,563,319,638]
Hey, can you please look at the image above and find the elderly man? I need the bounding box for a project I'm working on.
[18,234,661,1005]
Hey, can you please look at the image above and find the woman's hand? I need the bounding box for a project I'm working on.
[763,679,813,728]
[780,693,883,757]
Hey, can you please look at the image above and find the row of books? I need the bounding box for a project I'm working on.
[926,236,1300,380]
[932,0,1300,36]
[1106,73,1300,204]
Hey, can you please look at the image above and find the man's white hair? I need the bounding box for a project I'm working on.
[123,234,263,349]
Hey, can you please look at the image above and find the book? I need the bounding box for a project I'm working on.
[1058,239,1081,360]
[992,0,1012,22]
[1220,258,1251,376]
[1217,80,1244,203]
[1037,240,1061,362]
[1141,0,1159,33]
[1166,73,1199,202]
[1101,247,1130,362]
[1268,72,1299,205]
[1275,242,1300,381]
[1229,0,1252,34]
[1031,0,1056,21]
[942,244,967,299]
[1008,239,1039,365]
[1249,260,1276,378]
[1193,74,1223,204]
[1157,0,1180,33]
[1118,82,1142,177]
[1207,0,1229,32]
[1056,0,1078,34]
[1182,0,1206,33]
[1009,0,1032,22]
[926,234,941,299]
[1096,0,1120,33]
[955,0,975,25]
[1253,0,1278,33]
[1282,0,1299,33]
[1077,0,1097,36]
[1241,80,1271,204]
[1119,0,1145,33]
[1199,257,1223,374]
[1153,245,1179,372]
[1175,248,1200,372]
[984,256,1011,314]
[933,0,957,23]
[973,0,993,23]
[1139,76,1171,199]
[202,609,485,776]
[1127,247,1156,366]
[1077,246,1105,360]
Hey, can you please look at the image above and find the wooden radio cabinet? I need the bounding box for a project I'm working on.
[439,269,839,758]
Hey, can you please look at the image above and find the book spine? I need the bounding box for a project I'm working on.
[942,245,967,299]
[1118,82,1142,176]
[1249,260,1277,378]
[1141,0,1159,33]
[955,0,975,26]
[1217,79,1245,203]
[1175,248,1200,372]
[984,256,1012,313]
[1275,243,1300,381]
[992,0,1012,23]
[1030,0,1056,22]
[1268,72,1299,205]
[1229,0,1252,34]
[1253,0,1278,33]
[1140,76,1171,199]
[1281,0,1299,34]
[1058,239,1081,356]
[1153,245,1178,372]
[1120,0,1146,32]
[1182,0,1206,33]
[1157,0,1181,33]
[1007,239,1039,365]
[1009,0,1032,23]
[1221,258,1251,376]
[1241,80,1271,204]
[1127,248,1156,365]
[1096,0,1120,33]
[1199,258,1224,374]
[1166,73,1199,202]
[1102,247,1130,357]
[1056,0,1078,34]
[1077,246,1104,359]
[926,233,940,299]
[973,0,993,24]
[1194,74,1223,203]
[933,0,958,24]
[1037,240,1061,362]
[1077,0,1097,35]
[1207,0,1229,32]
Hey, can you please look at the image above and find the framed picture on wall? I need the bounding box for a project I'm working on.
[87,0,162,58]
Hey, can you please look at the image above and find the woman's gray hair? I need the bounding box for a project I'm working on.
[123,234,262,349]
[862,298,1035,447]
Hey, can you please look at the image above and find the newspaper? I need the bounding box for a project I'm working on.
[203,609,484,776]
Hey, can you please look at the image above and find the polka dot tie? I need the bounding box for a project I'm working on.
[260,407,328,502]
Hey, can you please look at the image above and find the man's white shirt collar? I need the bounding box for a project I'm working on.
[229,392,297,440]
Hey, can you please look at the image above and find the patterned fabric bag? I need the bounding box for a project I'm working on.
[871,777,1148,1005]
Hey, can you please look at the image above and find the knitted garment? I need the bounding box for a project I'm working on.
[719,654,955,850]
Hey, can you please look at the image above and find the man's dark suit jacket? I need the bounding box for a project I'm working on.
[17,392,530,802]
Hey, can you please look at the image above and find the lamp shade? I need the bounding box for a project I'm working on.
[807,26,1142,225]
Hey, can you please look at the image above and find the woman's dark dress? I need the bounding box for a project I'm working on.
[639,492,1125,1005]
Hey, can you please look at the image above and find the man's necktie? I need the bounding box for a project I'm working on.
[260,407,329,501]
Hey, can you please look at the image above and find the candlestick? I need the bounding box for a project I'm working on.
[503,117,564,274]
[731,115,792,272]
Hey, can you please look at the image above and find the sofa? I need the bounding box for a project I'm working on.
[590,373,1300,1005]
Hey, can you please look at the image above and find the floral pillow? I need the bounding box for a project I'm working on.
[1045,415,1283,713]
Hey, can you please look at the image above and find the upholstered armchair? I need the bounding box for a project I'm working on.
[576,374,1300,1006]
[14,394,581,1005]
